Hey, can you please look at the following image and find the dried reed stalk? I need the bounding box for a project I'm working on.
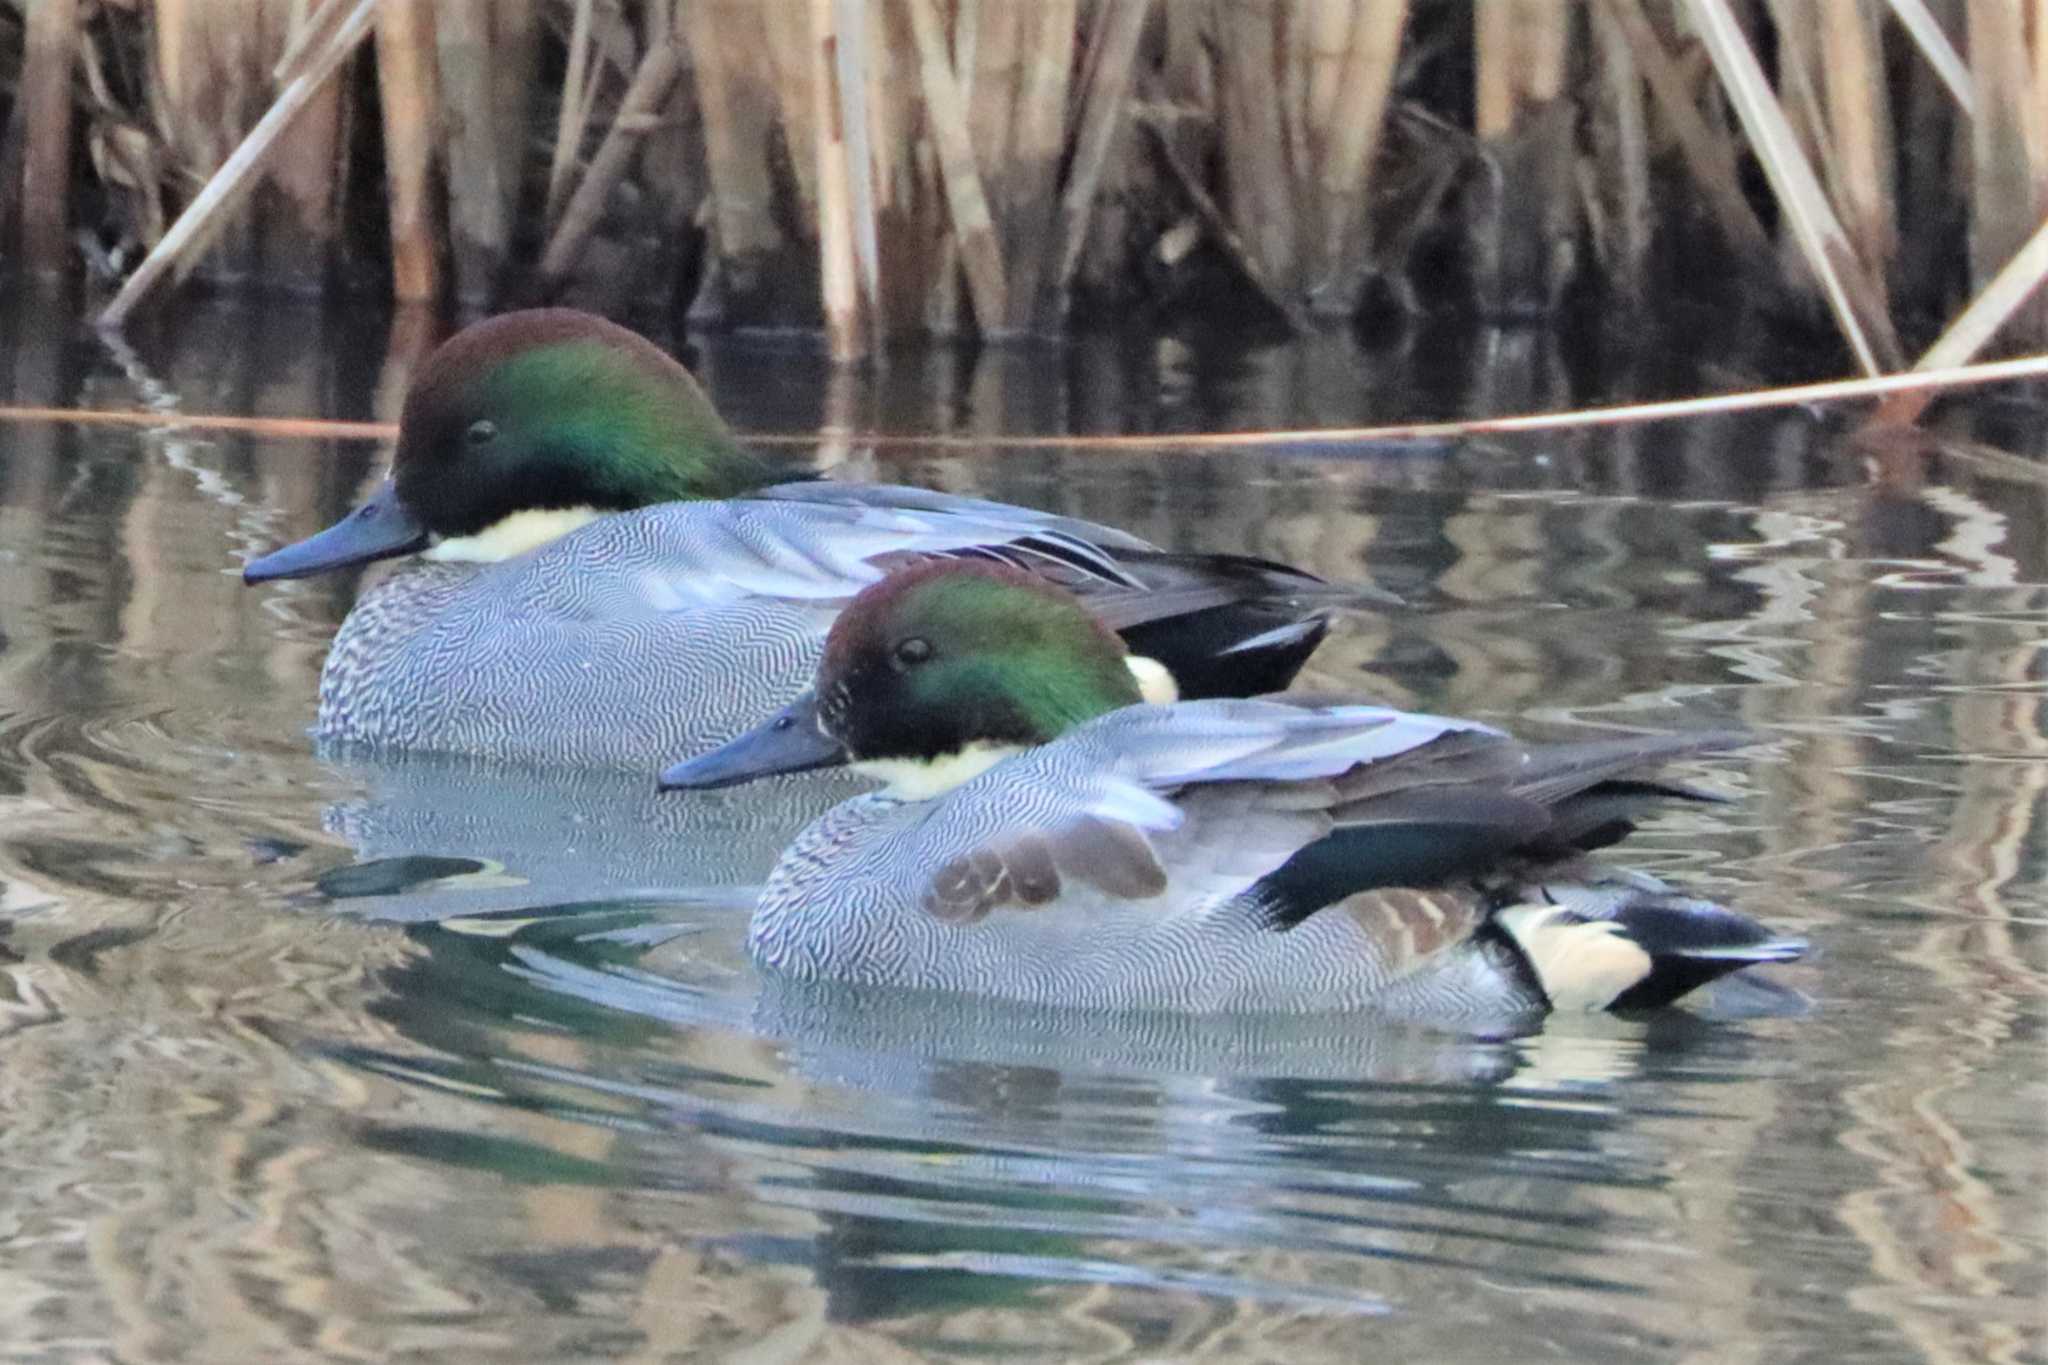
[150,0,282,282]
[1047,0,1151,327]
[1964,0,2048,342]
[1470,0,1575,314]
[1003,0,1076,326]
[684,0,783,296]
[1597,0,1770,260]
[1884,0,1975,113]
[1217,0,1298,295]
[264,0,350,292]
[544,0,599,230]
[376,0,442,303]
[906,0,1007,332]
[812,0,864,361]
[434,0,507,301]
[834,0,881,324]
[634,0,704,295]
[1816,1,1893,286]
[1143,114,1310,333]
[758,1,820,223]
[19,0,80,276]
[1309,0,1406,311]
[538,39,683,287]
[1590,0,1649,295]
[1475,0,1568,137]
[98,0,379,327]
[966,0,1022,200]
[1681,0,1902,372]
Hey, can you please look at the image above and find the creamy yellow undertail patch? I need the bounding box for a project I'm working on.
[1495,904,1654,1013]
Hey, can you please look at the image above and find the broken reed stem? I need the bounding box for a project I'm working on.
[905,0,1007,333]
[19,0,80,276]
[97,0,380,328]
[538,39,682,285]
[1873,212,2048,425]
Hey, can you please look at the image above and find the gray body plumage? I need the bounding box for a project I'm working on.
[315,483,1157,769]
[747,701,1568,1019]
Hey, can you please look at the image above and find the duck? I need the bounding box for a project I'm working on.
[656,560,1806,1022]
[243,309,1381,770]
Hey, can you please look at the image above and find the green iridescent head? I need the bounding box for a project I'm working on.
[817,560,1145,762]
[392,309,775,535]
[244,309,777,582]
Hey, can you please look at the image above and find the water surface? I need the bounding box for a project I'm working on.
[0,298,2041,1362]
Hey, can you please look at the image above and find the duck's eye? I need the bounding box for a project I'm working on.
[465,419,498,448]
[891,637,932,670]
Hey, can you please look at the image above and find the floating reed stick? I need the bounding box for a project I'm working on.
[97,0,379,328]
[19,0,79,276]
[22,351,2048,449]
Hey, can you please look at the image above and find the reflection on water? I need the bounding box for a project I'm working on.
[0,297,2041,1360]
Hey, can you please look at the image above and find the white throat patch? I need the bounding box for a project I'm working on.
[424,506,602,563]
[853,742,1021,801]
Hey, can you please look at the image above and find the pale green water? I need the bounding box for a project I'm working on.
[0,297,2041,1362]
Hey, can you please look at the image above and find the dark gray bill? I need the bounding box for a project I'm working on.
[243,480,429,583]
[658,692,849,791]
